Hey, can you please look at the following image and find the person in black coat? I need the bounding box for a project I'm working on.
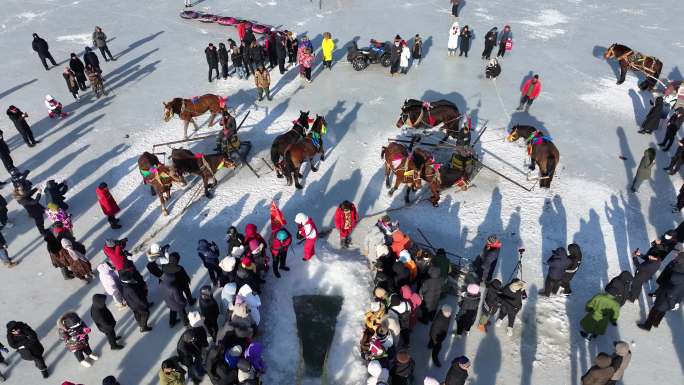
[455,284,481,336]
[267,31,277,69]
[31,33,57,70]
[445,356,470,385]
[482,27,498,60]
[6,321,48,378]
[0,130,16,175]
[418,265,443,323]
[628,249,662,303]
[163,252,196,305]
[638,96,664,134]
[540,247,571,296]
[286,31,298,64]
[205,43,219,82]
[218,43,230,80]
[197,239,221,287]
[120,272,152,332]
[645,231,678,261]
[497,279,526,333]
[276,33,287,74]
[477,279,502,331]
[12,186,45,235]
[247,41,265,74]
[90,294,123,350]
[199,286,220,340]
[390,39,402,75]
[428,304,452,367]
[392,260,410,289]
[226,226,245,257]
[676,184,684,213]
[44,179,69,210]
[659,107,684,151]
[638,270,684,330]
[0,195,8,229]
[665,138,684,174]
[160,273,189,327]
[204,342,237,385]
[458,26,472,57]
[83,47,101,72]
[177,325,208,383]
[475,235,501,283]
[6,105,38,147]
[243,27,256,47]
[559,243,582,294]
[605,271,633,307]
[653,252,684,294]
[69,53,88,90]
[390,349,415,385]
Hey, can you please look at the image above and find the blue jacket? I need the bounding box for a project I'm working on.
[160,273,187,312]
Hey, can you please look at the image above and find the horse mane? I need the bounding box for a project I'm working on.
[168,98,183,115]
[310,115,325,132]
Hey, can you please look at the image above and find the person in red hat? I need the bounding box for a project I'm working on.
[334,201,358,249]
[96,182,121,229]
[295,213,317,261]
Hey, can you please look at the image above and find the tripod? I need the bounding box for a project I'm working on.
[508,248,525,282]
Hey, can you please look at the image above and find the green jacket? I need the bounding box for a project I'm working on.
[580,293,620,336]
[159,368,185,385]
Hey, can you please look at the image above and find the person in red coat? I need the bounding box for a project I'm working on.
[295,213,318,261]
[270,227,292,278]
[334,201,358,248]
[244,223,268,278]
[104,238,129,271]
[96,182,121,229]
[516,74,542,112]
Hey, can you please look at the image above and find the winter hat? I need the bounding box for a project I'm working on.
[367,360,382,377]
[487,235,498,244]
[249,239,260,251]
[466,283,480,295]
[398,250,412,263]
[424,377,440,385]
[102,376,119,385]
[276,229,289,241]
[440,304,453,317]
[147,243,162,259]
[200,285,212,297]
[219,256,237,272]
[104,239,117,248]
[188,311,203,327]
[241,256,253,267]
[294,213,308,224]
[454,355,470,366]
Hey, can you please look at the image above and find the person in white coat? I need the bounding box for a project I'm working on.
[448,21,460,56]
[400,42,411,74]
[97,263,127,309]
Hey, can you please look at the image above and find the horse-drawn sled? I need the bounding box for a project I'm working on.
[604,43,664,90]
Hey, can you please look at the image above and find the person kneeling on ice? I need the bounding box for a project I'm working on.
[295,213,318,261]
[334,200,358,248]
[44,95,67,118]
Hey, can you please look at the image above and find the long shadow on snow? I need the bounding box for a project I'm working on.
[520,285,538,385]
[0,78,37,101]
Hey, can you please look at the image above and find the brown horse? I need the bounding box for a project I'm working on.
[282,115,328,189]
[395,99,461,142]
[380,141,442,205]
[170,148,237,198]
[163,94,227,139]
[604,43,663,90]
[506,125,559,189]
[270,110,311,178]
[137,152,185,215]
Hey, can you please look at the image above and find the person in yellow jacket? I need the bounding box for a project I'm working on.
[321,32,335,70]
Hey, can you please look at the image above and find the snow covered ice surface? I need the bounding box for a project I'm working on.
[0,0,683,384]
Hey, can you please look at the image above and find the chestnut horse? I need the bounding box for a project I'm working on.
[170,148,237,198]
[604,43,663,90]
[163,94,227,139]
[506,125,559,189]
[270,110,311,178]
[395,99,461,142]
[137,152,185,215]
[282,115,328,189]
[380,141,442,205]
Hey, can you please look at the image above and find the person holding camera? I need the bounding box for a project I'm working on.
[475,235,501,283]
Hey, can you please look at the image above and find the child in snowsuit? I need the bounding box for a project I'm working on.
[45,95,67,118]
[295,213,318,261]
[321,32,335,70]
[57,312,98,367]
[334,200,358,248]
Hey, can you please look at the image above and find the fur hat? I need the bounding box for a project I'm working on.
[466,283,480,295]
[440,304,453,317]
[188,311,203,327]
[219,256,237,272]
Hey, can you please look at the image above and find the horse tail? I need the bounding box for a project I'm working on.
[284,149,296,175]
[270,142,281,166]
[381,146,387,160]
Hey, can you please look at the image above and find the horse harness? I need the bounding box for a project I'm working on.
[402,103,461,129]
[615,49,660,75]
[140,165,175,187]
[525,131,552,155]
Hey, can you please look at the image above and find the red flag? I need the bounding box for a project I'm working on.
[270,201,286,231]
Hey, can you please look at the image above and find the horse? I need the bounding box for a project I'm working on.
[506,125,560,189]
[603,43,663,90]
[170,148,237,198]
[137,152,185,216]
[395,99,462,142]
[270,110,311,178]
[380,141,442,206]
[163,94,227,139]
[282,115,328,189]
